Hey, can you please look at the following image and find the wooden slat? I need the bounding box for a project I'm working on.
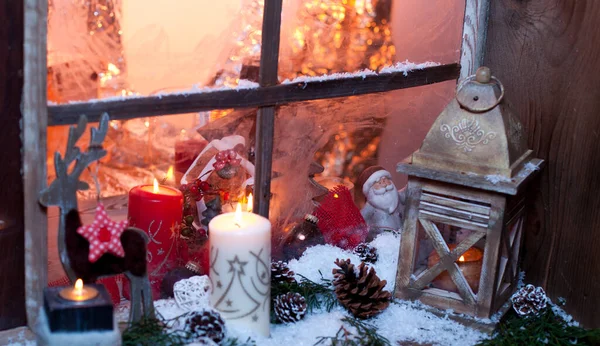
[419,201,489,225]
[419,210,489,233]
[23,0,49,330]
[460,0,491,79]
[395,180,423,294]
[421,192,490,216]
[475,194,505,318]
[253,0,283,217]
[47,63,460,126]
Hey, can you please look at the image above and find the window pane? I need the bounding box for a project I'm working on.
[273,81,457,259]
[48,0,262,103]
[278,0,465,80]
[47,109,257,291]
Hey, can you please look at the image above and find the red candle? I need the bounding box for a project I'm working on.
[128,180,183,299]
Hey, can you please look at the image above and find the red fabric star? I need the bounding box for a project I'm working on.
[77,203,128,263]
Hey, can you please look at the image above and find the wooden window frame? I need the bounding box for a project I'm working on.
[20,0,490,330]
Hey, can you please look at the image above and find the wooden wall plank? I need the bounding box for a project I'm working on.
[23,0,49,329]
[0,0,27,330]
[47,63,460,126]
[460,0,491,79]
[485,0,600,327]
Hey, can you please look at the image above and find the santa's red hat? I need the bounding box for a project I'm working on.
[356,166,392,196]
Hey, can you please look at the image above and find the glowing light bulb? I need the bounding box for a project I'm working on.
[334,193,339,198]
[144,120,150,128]
[459,255,465,262]
[247,193,253,212]
[153,179,159,193]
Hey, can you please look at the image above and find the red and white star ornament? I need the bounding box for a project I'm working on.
[77,203,128,263]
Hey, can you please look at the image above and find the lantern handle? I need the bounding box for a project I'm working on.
[456,67,505,113]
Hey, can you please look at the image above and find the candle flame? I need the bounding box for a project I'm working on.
[235,202,243,226]
[247,193,253,212]
[166,166,174,180]
[74,279,83,296]
[333,193,339,198]
[153,178,159,193]
[459,255,465,262]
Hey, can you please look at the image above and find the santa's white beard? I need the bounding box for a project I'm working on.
[367,184,399,214]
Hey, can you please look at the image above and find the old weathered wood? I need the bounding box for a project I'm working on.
[47,63,461,126]
[485,0,600,327]
[460,0,491,79]
[476,193,506,317]
[253,0,283,217]
[0,0,27,330]
[23,0,49,330]
[395,178,524,319]
[397,157,544,195]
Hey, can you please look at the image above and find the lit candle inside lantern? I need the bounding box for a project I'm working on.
[209,202,271,336]
[59,279,99,302]
[428,245,483,294]
[128,178,184,298]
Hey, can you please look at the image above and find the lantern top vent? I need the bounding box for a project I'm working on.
[398,67,543,195]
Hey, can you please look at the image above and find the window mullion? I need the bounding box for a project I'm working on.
[254,0,283,217]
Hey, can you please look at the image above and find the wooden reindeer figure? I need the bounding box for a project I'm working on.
[39,114,155,322]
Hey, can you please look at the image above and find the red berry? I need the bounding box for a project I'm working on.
[190,185,200,194]
[223,192,230,201]
[214,162,226,170]
[227,150,237,160]
[216,151,226,161]
[199,181,211,192]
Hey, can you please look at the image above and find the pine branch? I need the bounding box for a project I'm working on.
[478,307,600,346]
[221,336,257,346]
[314,316,391,346]
[272,271,338,316]
[121,315,190,346]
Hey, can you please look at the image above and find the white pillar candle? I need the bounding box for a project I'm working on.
[208,203,271,336]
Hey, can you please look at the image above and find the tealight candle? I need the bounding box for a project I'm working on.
[59,279,99,302]
[428,245,483,293]
[209,203,271,336]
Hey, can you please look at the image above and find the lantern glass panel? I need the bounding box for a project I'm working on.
[413,218,485,294]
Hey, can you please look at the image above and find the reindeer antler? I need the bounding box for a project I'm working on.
[40,113,110,208]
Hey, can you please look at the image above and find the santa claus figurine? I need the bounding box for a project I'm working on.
[357,166,406,231]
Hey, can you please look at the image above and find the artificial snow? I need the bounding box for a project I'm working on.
[485,174,512,184]
[52,79,260,106]
[281,60,440,84]
[138,232,490,345]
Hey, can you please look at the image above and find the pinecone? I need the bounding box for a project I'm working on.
[332,258,391,319]
[185,309,226,343]
[273,292,307,323]
[271,261,297,284]
[353,243,378,263]
[511,284,548,316]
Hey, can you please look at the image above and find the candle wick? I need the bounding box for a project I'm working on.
[235,222,241,228]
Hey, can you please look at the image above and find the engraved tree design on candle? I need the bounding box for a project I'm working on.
[211,246,270,321]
